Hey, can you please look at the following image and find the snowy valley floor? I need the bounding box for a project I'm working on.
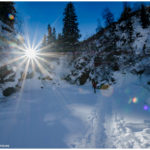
[0,73,150,148]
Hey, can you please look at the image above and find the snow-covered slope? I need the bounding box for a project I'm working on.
[0,71,150,148]
[0,20,32,97]
[0,21,19,96]
[66,9,150,87]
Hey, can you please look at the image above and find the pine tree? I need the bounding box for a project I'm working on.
[140,4,149,28]
[47,24,52,45]
[52,27,56,41]
[103,8,114,27]
[62,2,81,50]
[0,2,16,29]
[126,16,133,43]
[119,2,131,21]
[119,3,133,43]
[96,18,103,33]
[56,33,63,51]
[58,33,62,40]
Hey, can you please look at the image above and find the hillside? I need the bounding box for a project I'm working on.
[66,7,150,88]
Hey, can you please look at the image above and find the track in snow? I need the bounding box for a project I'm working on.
[0,73,150,148]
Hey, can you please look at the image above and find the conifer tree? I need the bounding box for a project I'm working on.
[57,33,63,51]
[58,33,62,40]
[140,4,149,28]
[119,3,133,44]
[52,27,56,41]
[126,16,133,43]
[47,24,52,45]
[0,2,16,29]
[103,8,114,27]
[119,2,131,21]
[62,2,81,50]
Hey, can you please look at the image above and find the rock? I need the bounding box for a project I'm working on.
[78,71,89,85]
[147,81,150,85]
[3,87,16,97]
[112,63,120,71]
[42,76,52,81]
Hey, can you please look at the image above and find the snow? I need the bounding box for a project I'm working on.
[0,69,150,148]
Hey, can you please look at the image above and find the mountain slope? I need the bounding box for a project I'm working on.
[66,8,150,87]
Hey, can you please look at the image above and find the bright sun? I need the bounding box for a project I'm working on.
[25,48,37,59]
[5,33,54,90]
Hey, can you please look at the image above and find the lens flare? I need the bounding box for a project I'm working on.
[128,97,138,104]
[132,97,138,103]
[128,98,132,104]
[8,14,14,20]
[101,85,114,97]
[144,105,149,111]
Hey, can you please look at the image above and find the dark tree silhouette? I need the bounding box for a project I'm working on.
[140,4,149,28]
[103,8,114,27]
[62,2,81,51]
[0,2,16,29]
[46,25,57,50]
[56,33,63,50]
[119,3,133,43]
[126,15,133,44]
[47,24,53,45]
[119,2,131,21]
[52,27,56,41]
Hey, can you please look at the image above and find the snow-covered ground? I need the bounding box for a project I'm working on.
[0,66,150,148]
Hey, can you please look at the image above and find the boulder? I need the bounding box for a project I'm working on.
[3,87,16,97]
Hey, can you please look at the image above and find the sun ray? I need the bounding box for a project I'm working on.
[36,44,52,52]
[34,40,43,51]
[31,32,37,50]
[0,37,27,53]
[16,34,28,49]
[0,51,23,55]
[31,59,36,75]
[37,52,58,58]
[36,56,51,65]
[51,15,61,27]
[7,41,27,52]
[36,56,54,70]
[2,55,26,67]
[34,59,52,78]
[13,59,30,116]
[34,59,47,75]
[19,59,30,91]
[14,45,27,52]
[14,57,28,73]
[25,31,31,50]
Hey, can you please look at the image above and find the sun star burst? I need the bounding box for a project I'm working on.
[3,32,56,94]
[25,48,37,60]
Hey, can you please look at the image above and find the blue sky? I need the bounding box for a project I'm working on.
[15,2,145,43]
